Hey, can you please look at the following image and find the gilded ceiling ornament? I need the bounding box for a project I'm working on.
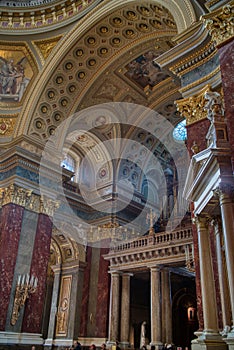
[33,36,62,61]
[202,3,234,47]
[175,85,211,125]
[0,118,14,135]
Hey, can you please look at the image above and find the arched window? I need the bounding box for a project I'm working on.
[61,154,78,182]
[173,119,187,141]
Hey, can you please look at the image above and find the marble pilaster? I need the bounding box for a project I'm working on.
[44,264,62,347]
[0,203,24,331]
[22,213,53,333]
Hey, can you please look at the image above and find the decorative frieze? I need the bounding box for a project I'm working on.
[0,184,60,215]
[203,3,234,47]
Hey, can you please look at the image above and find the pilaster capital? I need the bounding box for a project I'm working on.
[194,214,210,230]
[0,184,32,208]
[40,195,60,216]
[213,183,234,202]
[202,3,234,47]
[148,265,161,273]
[210,216,222,234]
[109,270,121,277]
[175,85,210,125]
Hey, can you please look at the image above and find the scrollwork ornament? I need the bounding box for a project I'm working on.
[203,4,234,47]
[175,86,210,125]
[40,195,60,216]
[1,184,32,207]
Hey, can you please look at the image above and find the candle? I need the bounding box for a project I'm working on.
[21,274,25,285]
[30,275,34,286]
[34,277,38,288]
[17,275,21,285]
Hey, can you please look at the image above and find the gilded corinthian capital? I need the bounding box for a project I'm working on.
[40,195,60,216]
[0,184,32,207]
[175,85,211,125]
[202,3,234,47]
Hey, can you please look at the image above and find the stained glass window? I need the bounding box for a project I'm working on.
[173,119,187,141]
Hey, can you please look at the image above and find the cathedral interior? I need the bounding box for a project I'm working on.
[0,0,233,350]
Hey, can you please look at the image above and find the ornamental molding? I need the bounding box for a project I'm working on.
[175,84,211,125]
[0,118,16,136]
[0,0,101,33]
[32,35,63,63]
[169,42,216,77]
[0,184,60,215]
[179,66,221,96]
[105,226,194,271]
[202,2,234,47]
[40,195,60,216]
[0,183,32,207]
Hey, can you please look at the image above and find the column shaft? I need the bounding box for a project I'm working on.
[196,216,219,333]
[161,270,172,344]
[108,271,120,343]
[213,220,232,329]
[150,266,162,347]
[219,189,234,326]
[120,273,131,346]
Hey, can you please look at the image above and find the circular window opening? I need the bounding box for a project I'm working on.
[173,119,187,141]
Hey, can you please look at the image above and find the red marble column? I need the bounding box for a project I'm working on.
[0,203,24,330]
[186,119,210,157]
[79,245,92,337]
[95,246,110,337]
[218,39,234,172]
[22,213,53,333]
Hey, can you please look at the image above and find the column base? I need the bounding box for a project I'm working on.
[224,329,234,350]
[150,341,163,350]
[191,331,228,350]
[119,341,130,349]
[0,331,44,346]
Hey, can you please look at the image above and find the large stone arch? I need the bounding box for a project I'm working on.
[15,0,197,138]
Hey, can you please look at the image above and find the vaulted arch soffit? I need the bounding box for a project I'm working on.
[17,0,196,141]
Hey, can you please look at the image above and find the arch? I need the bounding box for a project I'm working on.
[15,0,197,137]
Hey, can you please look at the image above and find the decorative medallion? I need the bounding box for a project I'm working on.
[0,117,15,135]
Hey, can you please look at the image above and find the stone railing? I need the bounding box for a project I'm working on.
[110,227,192,252]
[105,226,194,270]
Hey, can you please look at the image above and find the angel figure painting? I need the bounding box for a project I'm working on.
[0,52,32,103]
